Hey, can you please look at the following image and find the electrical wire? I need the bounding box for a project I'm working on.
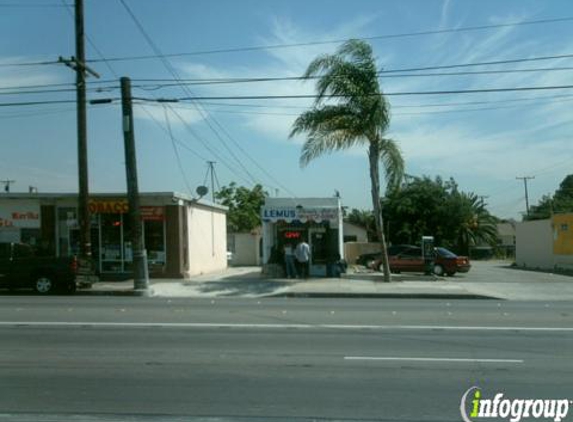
[118,0,285,192]
[84,16,573,62]
[131,84,573,103]
[131,66,573,88]
[162,105,196,197]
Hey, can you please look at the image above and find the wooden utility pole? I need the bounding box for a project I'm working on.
[75,0,91,261]
[120,77,149,292]
[516,176,535,217]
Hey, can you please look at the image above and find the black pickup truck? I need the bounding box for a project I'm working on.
[0,242,79,294]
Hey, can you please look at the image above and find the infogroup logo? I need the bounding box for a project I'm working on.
[460,386,571,422]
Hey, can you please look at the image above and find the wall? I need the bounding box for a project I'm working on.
[186,204,227,276]
[343,222,368,243]
[228,232,261,266]
[344,242,382,265]
[515,219,553,269]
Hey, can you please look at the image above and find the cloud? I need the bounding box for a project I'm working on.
[0,57,64,89]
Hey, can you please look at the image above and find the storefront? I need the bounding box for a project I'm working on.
[261,197,344,277]
[0,192,228,279]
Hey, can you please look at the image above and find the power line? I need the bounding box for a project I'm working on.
[192,93,573,110]
[131,66,573,88]
[162,106,195,197]
[131,84,573,103]
[84,16,573,63]
[118,0,285,192]
[0,99,78,107]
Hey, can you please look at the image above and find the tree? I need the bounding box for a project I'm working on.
[215,183,267,232]
[345,208,377,242]
[289,40,404,282]
[526,174,573,220]
[383,176,498,255]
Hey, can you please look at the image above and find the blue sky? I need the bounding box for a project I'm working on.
[1,0,573,220]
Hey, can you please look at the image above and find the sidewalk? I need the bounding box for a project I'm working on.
[80,260,573,301]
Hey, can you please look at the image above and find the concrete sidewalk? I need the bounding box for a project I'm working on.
[78,261,573,301]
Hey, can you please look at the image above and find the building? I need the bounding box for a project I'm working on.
[227,228,262,266]
[261,197,344,277]
[515,213,573,271]
[0,192,228,278]
[342,222,368,243]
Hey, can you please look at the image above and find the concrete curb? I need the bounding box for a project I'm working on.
[266,292,500,300]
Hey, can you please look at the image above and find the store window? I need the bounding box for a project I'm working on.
[145,220,165,271]
[100,214,123,272]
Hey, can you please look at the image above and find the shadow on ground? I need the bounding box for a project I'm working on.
[183,268,301,296]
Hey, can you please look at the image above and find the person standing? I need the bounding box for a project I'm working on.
[295,238,311,279]
[283,243,297,279]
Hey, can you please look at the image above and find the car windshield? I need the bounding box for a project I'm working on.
[436,247,458,258]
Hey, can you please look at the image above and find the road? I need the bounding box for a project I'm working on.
[1,297,572,421]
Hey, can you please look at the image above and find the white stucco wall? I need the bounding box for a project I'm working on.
[343,222,368,243]
[228,232,261,266]
[186,204,227,276]
[515,219,553,269]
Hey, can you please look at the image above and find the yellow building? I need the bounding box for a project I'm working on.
[553,213,573,255]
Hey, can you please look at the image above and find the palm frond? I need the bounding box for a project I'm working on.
[378,138,404,191]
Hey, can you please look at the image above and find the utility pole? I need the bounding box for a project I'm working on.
[1,180,15,193]
[120,76,149,292]
[57,0,99,262]
[207,161,216,203]
[516,176,535,217]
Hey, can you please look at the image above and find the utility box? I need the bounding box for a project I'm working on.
[421,236,435,275]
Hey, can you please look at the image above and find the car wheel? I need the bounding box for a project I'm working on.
[433,264,444,276]
[34,276,55,295]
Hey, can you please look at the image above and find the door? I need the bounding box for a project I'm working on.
[309,229,327,276]
[394,247,424,272]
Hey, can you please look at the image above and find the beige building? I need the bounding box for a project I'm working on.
[515,214,573,271]
[227,229,262,266]
[0,192,228,279]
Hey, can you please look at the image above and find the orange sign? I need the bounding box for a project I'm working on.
[141,206,165,221]
[88,200,129,214]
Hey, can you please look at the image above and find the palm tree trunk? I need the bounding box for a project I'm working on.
[368,140,391,282]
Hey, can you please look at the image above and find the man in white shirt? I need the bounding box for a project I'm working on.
[295,239,310,279]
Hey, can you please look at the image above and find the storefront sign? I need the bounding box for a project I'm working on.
[89,200,129,214]
[88,201,164,220]
[141,206,165,221]
[0,201,40,229]
[262,207,339,223]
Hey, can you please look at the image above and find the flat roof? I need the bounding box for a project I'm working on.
[0,191,228,212]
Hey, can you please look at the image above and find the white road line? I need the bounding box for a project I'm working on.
[344,357,524,363]
[0,321,572,332]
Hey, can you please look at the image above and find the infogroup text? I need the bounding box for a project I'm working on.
[460,387,571,422]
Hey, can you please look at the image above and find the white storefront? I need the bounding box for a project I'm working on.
[261,197,344,277]
[0,199,42,244]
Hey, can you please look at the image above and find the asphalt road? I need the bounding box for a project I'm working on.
[1,297,572,422]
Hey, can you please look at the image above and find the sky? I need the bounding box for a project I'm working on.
[1,0,573,220]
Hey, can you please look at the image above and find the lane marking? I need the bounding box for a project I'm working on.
[344,356,524,363]
[0,321,572,332]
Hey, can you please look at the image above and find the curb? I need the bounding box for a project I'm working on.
[266,292,500,300]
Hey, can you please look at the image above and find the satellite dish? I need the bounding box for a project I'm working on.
[196,186,208,197]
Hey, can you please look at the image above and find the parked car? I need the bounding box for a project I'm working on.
[356,244,416,266]
[0,242,79,294]
[369,246,471,276]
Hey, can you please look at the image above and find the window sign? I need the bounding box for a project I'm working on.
[0,201,40,229]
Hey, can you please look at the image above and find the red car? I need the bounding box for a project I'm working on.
[370,246,471,276]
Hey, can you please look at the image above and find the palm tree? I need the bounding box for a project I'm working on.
[454,192,498,255]
[289,39,404,282]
